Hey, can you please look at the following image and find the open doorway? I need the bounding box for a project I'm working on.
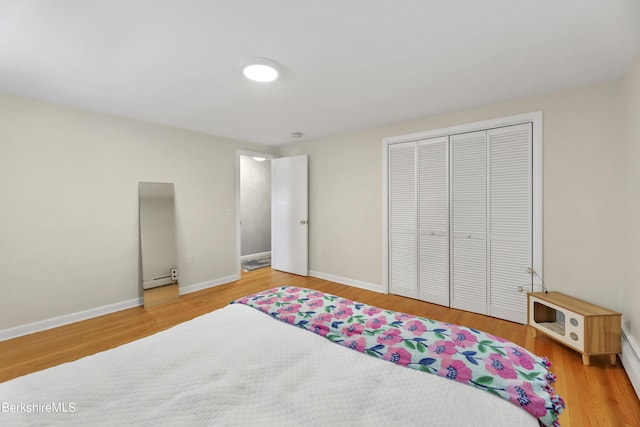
[237,152,275,272]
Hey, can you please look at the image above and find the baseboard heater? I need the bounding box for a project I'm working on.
[621,325,640,399]
[143,276,174,290]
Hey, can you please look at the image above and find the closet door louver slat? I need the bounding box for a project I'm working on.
[389,142,417,298]
[450,131,487,315]
[488,124,532,323]
[391,233,418,298]
[418,137,449,306]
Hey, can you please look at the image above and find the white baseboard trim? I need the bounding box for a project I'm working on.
[179,274,240,295]
[0,274,242,343]
[621,324,640,399]
[0,296,143,343]
[240,251,271,261]
[309,270,383,294]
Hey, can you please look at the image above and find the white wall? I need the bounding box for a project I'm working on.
[0,93,274,330]
[279,132,383,287]
[281,79,625,315]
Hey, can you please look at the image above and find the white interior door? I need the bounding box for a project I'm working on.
[450,130,488,315]
[271,155,308,276]
[385,113,541,324]
[388,142,417,298]
[418,136,450,306]
[487,123,532,323]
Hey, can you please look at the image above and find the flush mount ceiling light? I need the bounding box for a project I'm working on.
[243,58,280,82]
[253,156,266,162]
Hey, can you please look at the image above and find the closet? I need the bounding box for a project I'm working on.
[387,115,540,324]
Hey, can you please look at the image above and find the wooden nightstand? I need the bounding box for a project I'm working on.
[528,291,621,365]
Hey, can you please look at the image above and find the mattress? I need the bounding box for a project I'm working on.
[0,302,539,426]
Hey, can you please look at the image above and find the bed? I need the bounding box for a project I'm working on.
[0,286,564,426]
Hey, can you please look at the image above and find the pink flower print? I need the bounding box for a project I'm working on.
[376,328,404,346]
[365,315,387,329]
[383,347,412,366]
[306,290,325,298]
[282,293,299,302]
[342,323,364,337]
[334,305,353,320]
[506,382,548,418]
[395,312,414,321]
[277,304,302,315]
[314,313,333,323]
[429,340,457,356]
[485,354,517,379]
[307,299,324,309]
[506,346,535,370]
[363,306,382,316]
[285,287,301,294]
[311,322,330,337]
[450,327,478,348]
[439,359,473,383]
[338,298,353,305]
[403,319,427,336]
[345,337,367,352]
[255,297,276,306]
[280,314,296,324]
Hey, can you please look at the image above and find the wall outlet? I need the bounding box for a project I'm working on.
[171,268,179,281]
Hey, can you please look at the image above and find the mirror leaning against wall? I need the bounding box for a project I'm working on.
[138,182,179,308]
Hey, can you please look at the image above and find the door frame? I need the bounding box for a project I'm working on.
[382,111,543,295]
[235,150,277,278]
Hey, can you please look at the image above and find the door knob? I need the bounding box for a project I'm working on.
[300,220,307,225]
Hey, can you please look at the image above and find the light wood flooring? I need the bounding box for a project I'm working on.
[1,268,638,426]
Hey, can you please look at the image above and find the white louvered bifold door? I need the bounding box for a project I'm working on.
[487,124,532,323]
[417,137,449,306]
[450,131,487,315]
[389,142,417,298]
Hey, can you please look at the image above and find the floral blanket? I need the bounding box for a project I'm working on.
[232,286,565,427]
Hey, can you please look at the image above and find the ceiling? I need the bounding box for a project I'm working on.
[1,1,639,146]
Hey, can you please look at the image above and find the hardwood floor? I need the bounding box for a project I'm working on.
[1,268,638,426]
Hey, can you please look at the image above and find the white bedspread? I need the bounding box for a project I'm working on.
[0,304,537,426]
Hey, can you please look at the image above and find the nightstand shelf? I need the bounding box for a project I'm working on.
[528,291,621,365]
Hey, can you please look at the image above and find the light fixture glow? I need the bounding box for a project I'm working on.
[243,58,279,82]
[253,156,266,162]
